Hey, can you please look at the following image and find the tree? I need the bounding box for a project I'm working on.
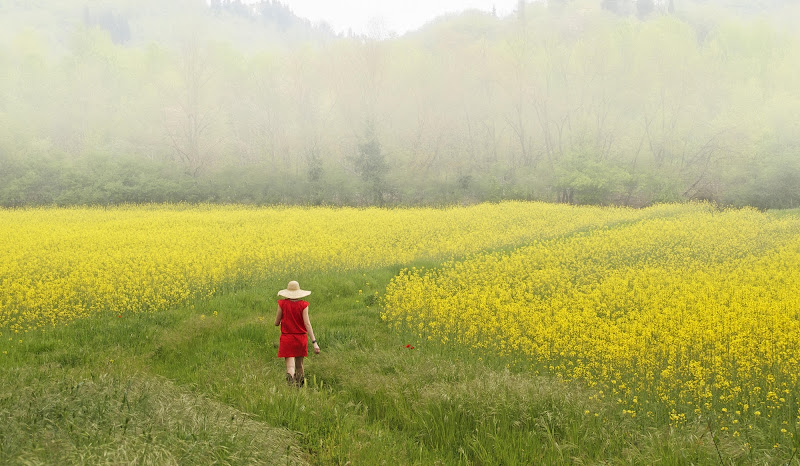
[602,0,632,15]
[352,120,388,205]
[637,0,656,18]
[163,32,222,176]
[2,0,800,207]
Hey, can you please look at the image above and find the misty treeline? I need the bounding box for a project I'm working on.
[1,0,799,208]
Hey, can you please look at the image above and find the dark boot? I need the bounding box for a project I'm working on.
[294,373,305,387]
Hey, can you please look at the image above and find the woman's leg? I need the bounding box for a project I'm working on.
[285,357,296,383]
[294,357,305,386]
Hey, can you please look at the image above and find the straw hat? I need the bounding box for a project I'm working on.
[278,280,311,299]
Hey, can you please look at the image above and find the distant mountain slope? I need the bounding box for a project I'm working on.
[0,0,337,48]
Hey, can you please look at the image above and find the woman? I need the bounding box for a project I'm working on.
[275,280,320,387]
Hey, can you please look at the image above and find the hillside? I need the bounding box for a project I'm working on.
[1,0,799,208]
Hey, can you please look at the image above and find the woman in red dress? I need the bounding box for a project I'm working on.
[274,280,320,386]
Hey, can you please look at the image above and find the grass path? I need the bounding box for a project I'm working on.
[1,261,738,465]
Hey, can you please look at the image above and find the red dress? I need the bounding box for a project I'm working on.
[277,299,309,357]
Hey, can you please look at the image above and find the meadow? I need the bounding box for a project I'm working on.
[1,202,799,464]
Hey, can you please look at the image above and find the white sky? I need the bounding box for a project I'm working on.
[265,1,520,36]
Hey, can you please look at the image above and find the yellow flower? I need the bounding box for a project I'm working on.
[382,203,800,441]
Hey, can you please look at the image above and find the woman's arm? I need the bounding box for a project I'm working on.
[274,305,282,326]
[302,306,320,354]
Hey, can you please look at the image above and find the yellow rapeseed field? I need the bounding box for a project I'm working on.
[1,202,675,333]
[382,206,800,437]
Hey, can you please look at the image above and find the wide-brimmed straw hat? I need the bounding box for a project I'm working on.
[278,280,311,299]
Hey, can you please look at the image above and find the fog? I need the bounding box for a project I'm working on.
[1,0,799,208]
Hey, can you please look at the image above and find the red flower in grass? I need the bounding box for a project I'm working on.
[404,344,415,350]
[117,314,122,318]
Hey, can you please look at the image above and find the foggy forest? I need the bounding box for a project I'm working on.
[1,0,799,208]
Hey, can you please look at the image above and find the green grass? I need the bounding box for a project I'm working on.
[771,207,800,218]
[0,366,305,465]
[1,264,795,464]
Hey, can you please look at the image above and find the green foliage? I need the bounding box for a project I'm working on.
[351,121,389,205]
[724,152,800,209]
[553,153,633,205]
